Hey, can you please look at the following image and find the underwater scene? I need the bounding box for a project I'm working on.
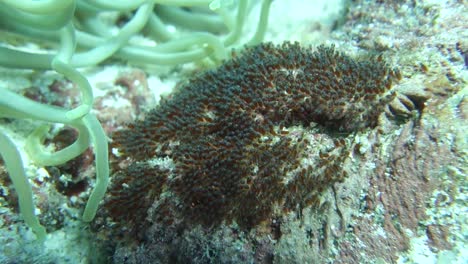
[0,0,466,263]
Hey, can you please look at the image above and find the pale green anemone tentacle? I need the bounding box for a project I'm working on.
[25,124,90,166]
[81,113,109,222]
[0,132,47,241]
